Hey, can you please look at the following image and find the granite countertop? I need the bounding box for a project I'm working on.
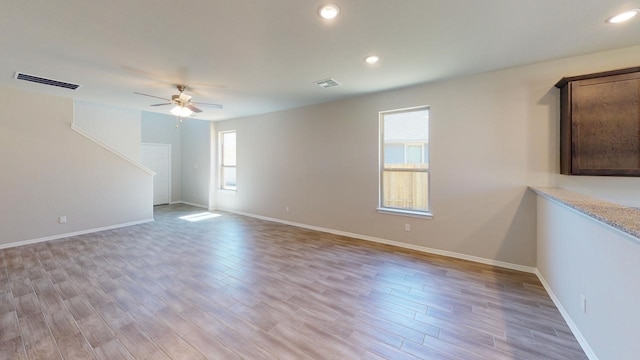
[530,186,640,241]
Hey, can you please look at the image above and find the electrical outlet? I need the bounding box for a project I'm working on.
[581,294,587,314]
[404,224,411,232]
[59,216,67,224]
[285,206,290,213]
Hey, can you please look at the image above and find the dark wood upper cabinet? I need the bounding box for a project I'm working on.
[555,67,640,176]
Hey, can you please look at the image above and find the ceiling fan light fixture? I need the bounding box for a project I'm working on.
[364,55,380,64]
[170,105,193,117]
[319,4,340,20]
[606,9,640,23]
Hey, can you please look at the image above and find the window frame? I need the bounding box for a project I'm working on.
[378,105,432,218]
[219,130,237,191]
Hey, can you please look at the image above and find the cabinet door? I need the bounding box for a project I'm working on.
[571,73,640,175]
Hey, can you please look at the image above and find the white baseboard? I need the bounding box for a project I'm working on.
[215,208,536,274]
[535,270,599,360]
[0,219,154,250]
[170,201,208,209]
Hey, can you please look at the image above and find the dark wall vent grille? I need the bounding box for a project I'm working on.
[14,72,81,90]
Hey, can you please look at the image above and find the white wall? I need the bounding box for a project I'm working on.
[537,196,640,360]
[0,88,153,246]
[180,119,211,208]
[214,45,640,267]
[141,113,211,207]
[141,112,182,202]
[214,76,540,267]
[73,101,142,161]
[555,176,640,208]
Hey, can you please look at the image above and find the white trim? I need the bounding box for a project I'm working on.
[535,270,599,360]
[215,208,535,274]
[71,124,155,175]
[170,201,209,209]
[0,219,154,250]
[217,189,237,194]
[376,207,433,219]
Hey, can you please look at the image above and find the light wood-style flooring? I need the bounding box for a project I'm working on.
[0,204,587,359]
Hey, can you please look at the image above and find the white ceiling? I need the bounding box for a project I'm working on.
[1,1,639,121]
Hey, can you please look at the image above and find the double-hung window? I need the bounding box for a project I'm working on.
[220,130,237,191]
[379,106,430,216]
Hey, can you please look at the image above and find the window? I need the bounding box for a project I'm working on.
[220,131,236,191]
[379,106,430,216]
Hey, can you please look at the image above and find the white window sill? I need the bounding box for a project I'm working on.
[218,189,237,194]
[377,207,433,219]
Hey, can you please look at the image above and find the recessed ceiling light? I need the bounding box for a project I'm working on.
[606,9,640,23]
[364,55,380,64]
[319,4,340,20]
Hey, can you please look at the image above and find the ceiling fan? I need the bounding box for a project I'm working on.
[134,85,222,117]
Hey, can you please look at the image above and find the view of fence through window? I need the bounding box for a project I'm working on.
[220,131,237,190]
[380,106,429,213]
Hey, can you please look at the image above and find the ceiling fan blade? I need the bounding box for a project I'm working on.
[150,103,173,107]
[133,92,170,101]
[186,104,203,113]
[192,102,223,109]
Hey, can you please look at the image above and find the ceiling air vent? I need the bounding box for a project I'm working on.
[314,78,341,89]
[14,72,81,90]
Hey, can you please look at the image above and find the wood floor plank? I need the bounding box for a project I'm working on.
[31,278,55,296]
[11,278,34,298]
[355,309,430,344]
[54,280,80,300]
[14,293,39,318]
[0,204,589,360]
[82,288,111,309]
[0,291,15,316]
[149,329,206,360]
[46,309,81,341]
[251,328,317,360]
[94,302,133,331]
[57,333,97,360]
[400,339,457,360]
[113,323,167,360]
[18,312,50,347]
[0,336,27,360]
[93,339,135,360]
[182,328,242,360]
[0,312,20,343]
[341,315,406,349]
[268,323,336,360]
[76,313,116,349]
[36,291,65,315]
[65,295,95,321]
[153,307,196,336]
[24,335,62,360]
[350,330,421,360]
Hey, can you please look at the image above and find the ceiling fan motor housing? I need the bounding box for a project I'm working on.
[171,93,192,106]
[134,83,220,113]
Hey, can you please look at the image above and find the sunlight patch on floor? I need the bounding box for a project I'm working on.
[179,212,221,222]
